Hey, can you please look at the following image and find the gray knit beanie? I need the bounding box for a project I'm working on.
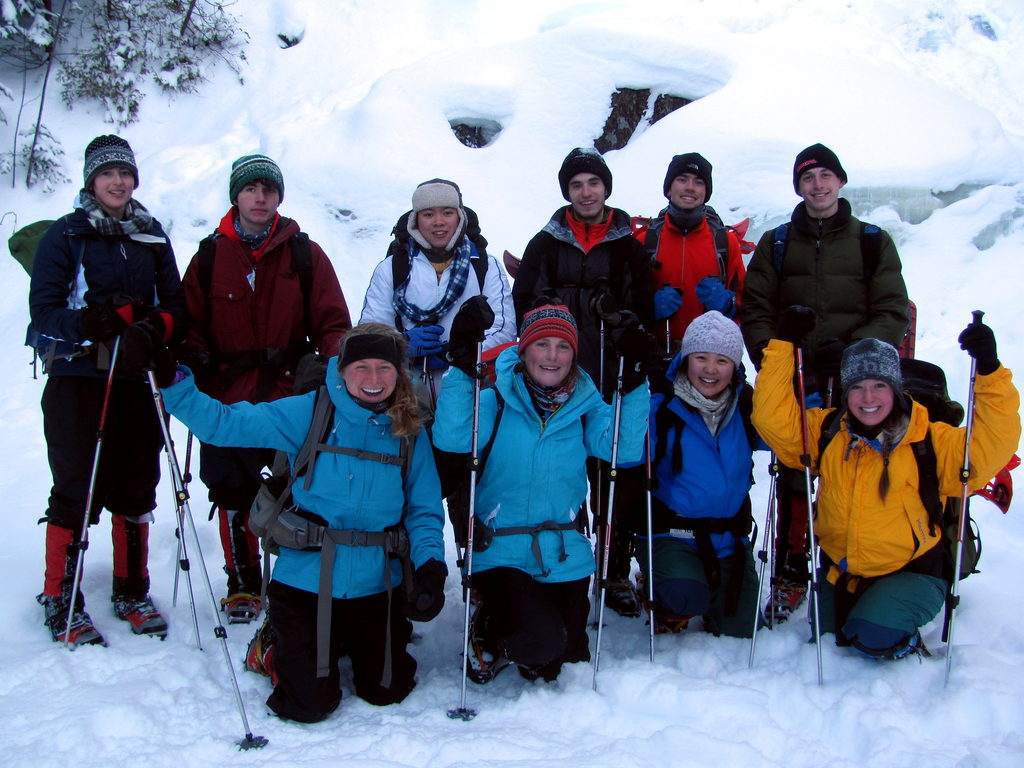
[83,135,139,190]
[840,338,902,395]
[680,310,743,367]
[229,154,284,203]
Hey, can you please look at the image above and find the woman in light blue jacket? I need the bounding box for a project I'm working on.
[433,302,649,682]
[145,322,445,723]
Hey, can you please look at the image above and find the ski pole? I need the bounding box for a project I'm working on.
[145,370,267,750]
[163,427,202,648]
[944,310,983,687]
[64,337,120,649]
[172,430,195,608]
[448,340,483,722]
[592,356,626,691]
[748,454,779,667]
[644,427,656,662]
[794,347,824,685]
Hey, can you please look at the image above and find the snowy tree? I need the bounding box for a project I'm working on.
[0,0,247,189]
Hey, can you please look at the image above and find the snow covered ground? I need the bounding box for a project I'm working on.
[2,1,1023,766]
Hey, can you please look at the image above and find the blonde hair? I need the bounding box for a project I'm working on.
[337,323,423,438]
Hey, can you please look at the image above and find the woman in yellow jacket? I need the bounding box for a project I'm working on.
[752,306,1020,659]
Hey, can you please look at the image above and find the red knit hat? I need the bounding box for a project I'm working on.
[518,304,578,355]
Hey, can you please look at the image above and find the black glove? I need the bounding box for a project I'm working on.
[121,322,177,386]
[80,300,133,342]
[959,321,999,375]
[404,558,448,622]
[447,296,495,377]
[613,325,652,393]
[775,305,816,346]
[813,338,845,382]
[591,292,638,330]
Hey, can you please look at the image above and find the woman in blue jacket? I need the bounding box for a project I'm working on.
[144,323,446,723]
[30,135,184,647]
[434,302,649,682]
[641,310,761,637]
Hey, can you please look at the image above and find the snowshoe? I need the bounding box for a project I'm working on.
[467,644,511,684]
[852,631,931,661]
[221,592,261,624]
[465,592,510,684]
[245,617,279,685]
[603,579,642,618]
[39,593,106,648]
[113,594,168,638]
[763,581,806,625]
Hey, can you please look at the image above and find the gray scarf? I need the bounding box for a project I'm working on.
[674,374,735,436]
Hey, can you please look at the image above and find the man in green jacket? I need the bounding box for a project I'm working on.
[740,143,909,621]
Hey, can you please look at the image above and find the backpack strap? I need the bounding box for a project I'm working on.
[703,205,730,281]
[859,222,882,281]
[909,428,943,536]
[771,223,790,275]
[737,385,759,451]
[290,231,314,343]
[475,391,506,476]
[816,408,844,466]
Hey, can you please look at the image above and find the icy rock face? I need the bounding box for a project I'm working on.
[449,119,504,148]
[595,88,691,153]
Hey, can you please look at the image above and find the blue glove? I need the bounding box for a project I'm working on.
[404,324,445,357]
[653,286,683,321]
[695,277,736,317]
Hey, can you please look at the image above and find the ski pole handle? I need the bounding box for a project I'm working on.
[971,310,984,326]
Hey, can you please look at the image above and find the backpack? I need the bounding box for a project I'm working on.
[815,358,978,584]
[248,384,413,556]
[194,230,318,400]
[770,220,918,358]
[387,208,490,331]
[770,220,884,280]
[633,204,754,279]
[8,218,54,276]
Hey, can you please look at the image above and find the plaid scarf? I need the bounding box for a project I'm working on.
[78,189,155,236]
[392,238,473,324]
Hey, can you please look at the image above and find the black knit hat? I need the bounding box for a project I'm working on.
[557,147,612,201]
[793,143,847,192]
[83,135,139,190]
[663,152,713,202]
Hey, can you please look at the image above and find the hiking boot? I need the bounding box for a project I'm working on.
[604,580,642,618]
[764,581,806,625]
[113,594,168,639]
[245,617,278,685]
[221,592,261,624]
[852,631,930,661]
[38,593,106,648]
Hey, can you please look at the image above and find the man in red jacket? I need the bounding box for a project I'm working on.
[178,153,351,622]
[634,152,746,355]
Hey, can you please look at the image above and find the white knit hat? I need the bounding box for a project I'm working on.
[680,310,743,367]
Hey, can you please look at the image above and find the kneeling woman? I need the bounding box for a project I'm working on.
[753,308,1020,659]
[134,323,446,722]
[434,302,648,681]
[640,310,762,637]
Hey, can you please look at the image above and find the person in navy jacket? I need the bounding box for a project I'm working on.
[640,310,762,637]
[30,135,184,647]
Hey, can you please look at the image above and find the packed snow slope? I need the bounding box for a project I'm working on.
[1,2,1023,767]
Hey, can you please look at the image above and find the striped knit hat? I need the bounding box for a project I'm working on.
[229,154,285,203]
[518,305,578,355]
[841,338,902,395]
[83,135,138,190]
